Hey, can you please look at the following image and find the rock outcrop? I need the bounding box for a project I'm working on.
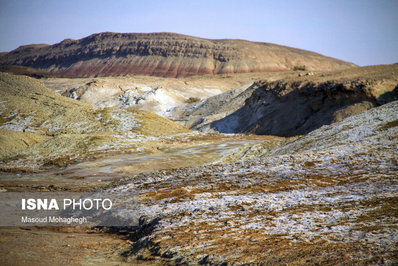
[40,74,247,116]
[173,64,398,136]
[0,32,355,78]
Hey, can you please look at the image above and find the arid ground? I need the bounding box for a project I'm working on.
[0,53,397,264]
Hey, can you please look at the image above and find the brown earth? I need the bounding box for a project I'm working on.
[0,32,355,78]
[0,65,66,78]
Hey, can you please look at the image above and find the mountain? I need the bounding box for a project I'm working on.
[0,32,355,78]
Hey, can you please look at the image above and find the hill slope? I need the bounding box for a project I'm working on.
[107,100,398,264]
[0,32,355,78]
[0,72,189,171]
[171,64,398,136]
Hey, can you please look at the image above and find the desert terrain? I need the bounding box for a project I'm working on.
[0,33,397,265]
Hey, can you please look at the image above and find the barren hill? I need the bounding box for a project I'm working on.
[0,72,189,171]
[0,32,355,78]
[171,64,398,136]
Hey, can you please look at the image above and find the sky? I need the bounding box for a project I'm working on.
[0,0,397,66]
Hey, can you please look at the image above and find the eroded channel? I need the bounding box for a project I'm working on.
[0,136,276,191]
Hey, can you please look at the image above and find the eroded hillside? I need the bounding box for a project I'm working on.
[173,64,398,136]
[41,72,263,116]
[0,72,190,171]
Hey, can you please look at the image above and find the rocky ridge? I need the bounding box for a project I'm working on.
[171,64,398,136]
[0,32,355,78]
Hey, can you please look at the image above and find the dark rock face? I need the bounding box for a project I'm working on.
[173,64,398,136]
[208,81,398,136]
[211,81,376,136]
[0,32,355,78]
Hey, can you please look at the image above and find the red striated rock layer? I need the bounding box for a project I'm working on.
[0,32,356,78]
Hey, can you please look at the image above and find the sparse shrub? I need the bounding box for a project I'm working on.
[379,119,398,131]
[185,97,201,103]
[303,161,316,167]
[292,65,306,71]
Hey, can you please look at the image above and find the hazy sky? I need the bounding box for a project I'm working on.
[0,0,397,66]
